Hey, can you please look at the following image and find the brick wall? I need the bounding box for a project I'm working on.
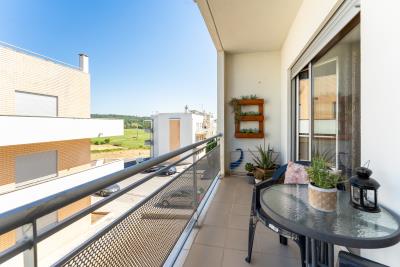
[0,46,90,118]
[0,46,93,255]
[0,139,91,186]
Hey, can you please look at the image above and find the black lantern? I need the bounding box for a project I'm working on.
[349,167,380,212]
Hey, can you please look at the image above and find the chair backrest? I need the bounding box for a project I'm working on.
[338,251,388,267]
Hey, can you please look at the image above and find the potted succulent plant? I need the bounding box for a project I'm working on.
[250,144,278,182]
[245,162,256,184]
[306,157,343,212]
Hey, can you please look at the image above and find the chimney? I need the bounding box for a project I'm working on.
[79,53,89,73]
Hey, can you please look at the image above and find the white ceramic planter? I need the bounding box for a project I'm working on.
[308,183,337,212]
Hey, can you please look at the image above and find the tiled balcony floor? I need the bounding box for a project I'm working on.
[183,176,301,267]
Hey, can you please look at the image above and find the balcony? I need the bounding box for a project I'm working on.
[0,116,123,146]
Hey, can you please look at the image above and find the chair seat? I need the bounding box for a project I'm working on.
[246,161,310,267]
[338,251,388,267]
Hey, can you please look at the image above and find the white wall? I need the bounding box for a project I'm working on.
[152,113,194,160]
[0,116,123,146]
[280,0,340,162]
[359,0,400,265]
[225,51,281,167]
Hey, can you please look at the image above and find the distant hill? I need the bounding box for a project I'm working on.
[91,114,151,129]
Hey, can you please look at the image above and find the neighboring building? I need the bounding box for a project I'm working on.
[0,43,123,257]
[151,109,215,162]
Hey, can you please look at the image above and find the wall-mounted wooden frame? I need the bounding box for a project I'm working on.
[234,99,264,139]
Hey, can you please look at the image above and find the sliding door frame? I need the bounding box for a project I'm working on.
[291,13,360,166]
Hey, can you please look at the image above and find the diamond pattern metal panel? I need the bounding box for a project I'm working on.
[61,146,220,267]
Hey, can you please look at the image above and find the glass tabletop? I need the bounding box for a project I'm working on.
[260,184,400,247]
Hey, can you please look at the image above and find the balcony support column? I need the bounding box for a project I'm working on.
[217,51,226,176]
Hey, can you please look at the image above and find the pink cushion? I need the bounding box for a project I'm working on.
[284,161,309,184]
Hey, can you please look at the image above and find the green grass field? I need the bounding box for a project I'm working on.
[91,129,150,151]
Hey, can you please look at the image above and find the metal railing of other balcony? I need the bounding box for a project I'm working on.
[0,133,222,267]
[0,41,81,71]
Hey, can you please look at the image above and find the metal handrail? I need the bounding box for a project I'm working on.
[0,134,222,236]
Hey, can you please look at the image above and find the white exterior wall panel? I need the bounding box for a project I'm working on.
[359,0,400,264]
[0,116,123,146]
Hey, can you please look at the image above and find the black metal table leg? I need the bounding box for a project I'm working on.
[305,237,310,267]
[328,243,334,267]
[311,238,317,267]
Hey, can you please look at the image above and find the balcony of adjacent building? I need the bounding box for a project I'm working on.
[0,115,123,147]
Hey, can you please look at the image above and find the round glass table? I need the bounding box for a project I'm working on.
[260,184,400,266]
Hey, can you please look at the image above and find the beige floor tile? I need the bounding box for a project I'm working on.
[183,244,224,267]
[252,252,300,267]
[228,214,249,230]
[208,202,232,213]
[222,248,301,267]
[195,225,227,247]
[255,228,301,259]
[203,209,230,227]
[212,190,236,204]
[224,228,259,252]
[234,183,253,192]
[233,192,252,205]
[219,177,241,187]
[231,203,251,216]
[226,248,300,267]
[207,202,232,214]
[235,179,247,186]
[221,249,251,267]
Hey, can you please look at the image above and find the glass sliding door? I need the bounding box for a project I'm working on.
[312,58,338,167]
[297,70,311,161]
[293,24,360,176]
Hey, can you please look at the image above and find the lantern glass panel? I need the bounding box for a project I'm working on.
[351,186,360,205]
[363,189,376,208]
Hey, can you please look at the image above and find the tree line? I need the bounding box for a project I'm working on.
[91,114,151,129]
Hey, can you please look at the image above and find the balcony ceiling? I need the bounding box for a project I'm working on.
[197,0,303,53]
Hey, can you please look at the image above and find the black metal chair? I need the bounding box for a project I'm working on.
[245,161,310,267]
[338,251,388,267]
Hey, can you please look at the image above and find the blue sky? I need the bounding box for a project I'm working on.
[0,0,217,116]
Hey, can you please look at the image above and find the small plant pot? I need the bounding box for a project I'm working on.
[254,167,275,181]
[308,183,337,212]
[247,173,255,184]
